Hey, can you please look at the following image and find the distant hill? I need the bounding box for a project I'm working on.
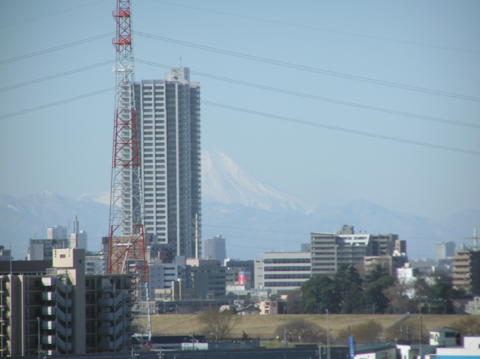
[1,151,478,260]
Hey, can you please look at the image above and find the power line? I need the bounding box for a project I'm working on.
[0,33,111,65]
[135,31,480,103]
[0,88,113,121]
[0,0,103,31]
[0,60,112,93]
[203,100,480,157]
[152,0,478,56]
[138,58,479,130]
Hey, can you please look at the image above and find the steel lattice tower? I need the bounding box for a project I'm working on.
[108,0,147,288]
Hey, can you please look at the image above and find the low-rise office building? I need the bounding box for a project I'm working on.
[254,251,311,293]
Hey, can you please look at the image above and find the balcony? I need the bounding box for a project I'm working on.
[42,292,55,301]
[42,306,54,316]
[42,321,55,330]
[42,335,55,345]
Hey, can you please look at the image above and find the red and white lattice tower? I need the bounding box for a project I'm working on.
[108,0,147,292]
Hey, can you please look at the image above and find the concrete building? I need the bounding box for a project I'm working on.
[204,235,226,262]
[225,259,254,290]
[47,225,67,240]
[0,246,11,261]
[452,250,480,295]
[436,241,456,260]
[69,216,87,250]
[310,226,406,276]
[0,249,132,357]
[85,253,107,275]
[148,256,186,296]
[185,259,226,299]
[27,238,70,261]
[255,251,311,293]
[434,336,480,358]
[135,67,201,259]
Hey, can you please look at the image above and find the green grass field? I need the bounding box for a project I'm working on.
[135,313,474,339]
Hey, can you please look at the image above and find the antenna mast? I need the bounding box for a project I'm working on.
[108,0,148,298]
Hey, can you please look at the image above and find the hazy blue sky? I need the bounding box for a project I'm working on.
[1,0,479,221]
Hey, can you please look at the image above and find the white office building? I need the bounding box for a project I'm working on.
[255,251,311,293]
[135,67,201,259]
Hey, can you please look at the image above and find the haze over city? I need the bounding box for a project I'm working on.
[0,1,479,259]
[2,1,480,358]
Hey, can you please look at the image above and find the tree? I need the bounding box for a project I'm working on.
[275,319,327,344]
[335,265,365,313]
[429,273,455,314]
[364,265,394,313]
[197,309,238,341]
[301,275,341,313]
[384,281,416,314]
[285,289,303,314]
[336,320,383,344]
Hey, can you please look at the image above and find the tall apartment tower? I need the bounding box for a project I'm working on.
[135,67,201,259]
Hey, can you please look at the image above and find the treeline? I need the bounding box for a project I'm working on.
[286,264,460,314]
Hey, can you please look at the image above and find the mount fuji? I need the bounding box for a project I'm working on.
[0,151,478,260]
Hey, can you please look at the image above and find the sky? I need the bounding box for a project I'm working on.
[0,0,479,222]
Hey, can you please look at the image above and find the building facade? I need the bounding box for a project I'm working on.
[255,251,311,293]
[135,67,201,259]
[452,250,480,295]
[0,249,132,357]
[310,227,406,276]
[204,235,226,262]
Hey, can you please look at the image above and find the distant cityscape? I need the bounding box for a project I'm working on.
[1,63,479,358]
[1,0,479,358]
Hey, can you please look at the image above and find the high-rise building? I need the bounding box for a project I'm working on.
[204,235,226,262]
[452,250,480,295]
[134,67,201,259]
[436,241,456,260]
[47,225,67,240]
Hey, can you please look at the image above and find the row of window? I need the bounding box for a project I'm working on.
[264,282,305,287]
[264,274,311,279]
[263,266,311,272]
[264,258,310,264]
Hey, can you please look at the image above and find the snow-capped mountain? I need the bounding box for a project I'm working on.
[202,151,314,214]
[1,152,478,260]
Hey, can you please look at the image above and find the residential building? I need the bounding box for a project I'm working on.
[85,252,107,275]
[27,238,70,261]
[310,226,406,276]
[47,225,67,240]
[255,251,311,293]
[135,67,201,259]
[0,249,132,357]
[204,235,226,262]
[452,250,480,295]
[436,241,456,260]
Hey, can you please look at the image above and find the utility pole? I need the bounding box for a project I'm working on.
[37,317,41,359]
[326,309,330,359]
